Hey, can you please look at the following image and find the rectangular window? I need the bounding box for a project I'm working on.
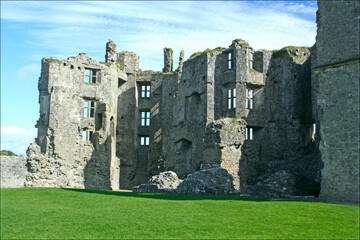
[140,136,150,146]
[82,130,93,141]
[84,100,95,118]
[249,53,254,69]
[141,85,151,98]
[228,52,232,70]
[245,127,253,140]
[228,88,236,109]
[140,111,151,126]
[245,88,253,109]
[85,69,98,83]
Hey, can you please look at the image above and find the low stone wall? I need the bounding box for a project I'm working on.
[0,156,27,188]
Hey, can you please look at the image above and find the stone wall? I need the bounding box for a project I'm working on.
[314,0,360,203]
[1,156,27,188]
[202,118,246,190]
[25,24,356,199]
[26,43,125,190]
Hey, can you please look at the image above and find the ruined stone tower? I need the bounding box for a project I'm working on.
[314,0,360,203]
[26,38,320,197]
[23,0,359,202]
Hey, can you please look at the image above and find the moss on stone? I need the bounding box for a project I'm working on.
[250,68,261,73]
[272,46,310,58]
[45,57,63,64]
[163,71,175,75]
[100,62,113,67]
[107,39,116,49]
[116,62,124,71]
[233,38,250,48]
[188,47,226,60]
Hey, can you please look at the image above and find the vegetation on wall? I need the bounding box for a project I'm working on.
[188,47,226,60]
[45,57,63,64]
[0,150,17,156]
[272,46,310,58]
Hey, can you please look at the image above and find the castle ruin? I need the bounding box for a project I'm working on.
[4,0,358,203]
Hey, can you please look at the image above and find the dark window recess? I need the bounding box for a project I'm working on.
[82,130,93,141]
[85,68,98,83]
[118,78,126,88]
[227,88,236,109]
[141,85,151,98]
[95,113,103,130]
[84,100,95,118]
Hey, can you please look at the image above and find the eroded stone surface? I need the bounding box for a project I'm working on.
[20,6,359,202]
[314,0,360,203]
[0,156,27,188]
[132,171,182,193]
[177,168,236,195]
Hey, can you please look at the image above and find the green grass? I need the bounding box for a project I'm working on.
[1,188,359,239]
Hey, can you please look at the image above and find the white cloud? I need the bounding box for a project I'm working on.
[1,126,37,156]
[16,64,40,82]
[2,1,317,70]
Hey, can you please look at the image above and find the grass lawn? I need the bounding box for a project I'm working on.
[1,188,359,239]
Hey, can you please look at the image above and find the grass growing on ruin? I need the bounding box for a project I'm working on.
[1,188,359,239]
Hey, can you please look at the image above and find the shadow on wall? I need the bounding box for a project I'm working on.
[239,54,322,198]
[83,135,112,190]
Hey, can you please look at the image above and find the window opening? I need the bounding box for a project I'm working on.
[95,113,103,130]
[312,124,316,141]
[228,52,232,70]
[249,53,254,69]
[141,85,151,98]
[118,78,126,88]
[84,100,95,118]
[140,136,150,146]
[245,127,253,140]
[246,88,253,109]
[228,88,236,109]
[85,68,97,83]
[82,130,93,141]
[141,111,151,126]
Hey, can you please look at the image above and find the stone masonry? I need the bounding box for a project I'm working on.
[314,0,360,203]
[1,156,27,188]
[24,38,321,198]
[4,0,355,203]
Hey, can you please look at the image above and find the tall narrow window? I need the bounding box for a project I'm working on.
[228,88,236,109]
[249,53,254,69]
[140,136,150,146]
[141,85,151,98]
[228,52,232,70]
[85,69,98,83]
[245,127,253,140]
[84,100,95,118]
[140,111,151,126]
[82,130,93,141]
[245,88,253,109]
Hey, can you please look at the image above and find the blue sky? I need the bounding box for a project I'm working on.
[1,1,318,155]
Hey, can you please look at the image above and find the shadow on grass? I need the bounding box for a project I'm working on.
[60,188,272,202]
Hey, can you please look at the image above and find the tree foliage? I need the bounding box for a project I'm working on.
[0,150,17,156]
